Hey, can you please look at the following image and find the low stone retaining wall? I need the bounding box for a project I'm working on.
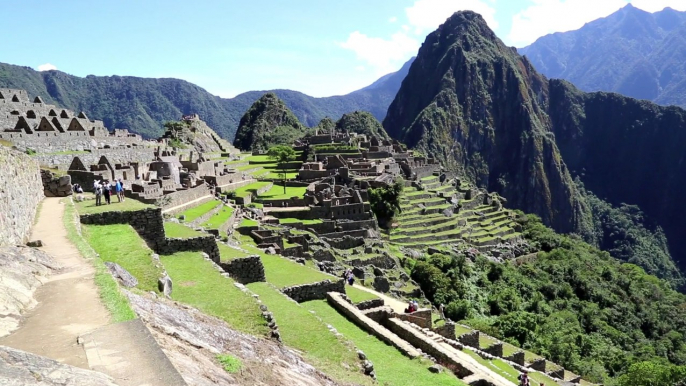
[395,309,432,329]
[41,169,73,197]
[434,321,457,340]
[327,292,420,358]
[158,184,212,210]
[386,319,472,378]
[356,298,385,310]
[219,255,265,284]
[281,279,345,303]
[158,237,220,263]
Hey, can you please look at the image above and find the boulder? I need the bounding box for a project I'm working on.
[373,276,390,293]
[105,262,138,288]
[26,240,43,248]
[429,364,443,373]
[158,275,173,297]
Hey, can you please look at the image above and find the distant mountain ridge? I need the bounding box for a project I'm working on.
[0,57,414,140]
[519,4,686,107]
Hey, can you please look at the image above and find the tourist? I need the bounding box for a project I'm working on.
[518,370,530,386]
[103,180,111,205]
[347,272,355,286]
[439,303,446,320]
[115,179,124,202]
[94,182,102,206]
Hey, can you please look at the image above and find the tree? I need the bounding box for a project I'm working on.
[267,145,296,194]
[368,179,403,227]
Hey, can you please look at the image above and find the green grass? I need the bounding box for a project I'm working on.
[258,184,308,199]
[217,243,250,261]
[63,199,136,322]
[345,286,379,303]
[179,200,221,222]
[305,300,464,386]
[463,349,522,384]
[240,238,332,288]
[164,222,205,238]
[232,181,272,198]
[278,218,323,225]
[454,324,473,337]
[160,251,268,335]
[82,224,162,292]
[479,334,498,349]
[247,283,371,385]
[216,354,242,373]
[75,192,151,215]
[202,206,234,229]
[239,218,258,227]
[246,155,273,163]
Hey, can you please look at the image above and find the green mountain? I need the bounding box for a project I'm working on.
[519,4,686,108]
[335,111,389,139]
[0,58,413,140]
[233,93,308,151]
[383,11,686,285]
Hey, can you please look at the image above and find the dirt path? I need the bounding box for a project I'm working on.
[0,197,110,368]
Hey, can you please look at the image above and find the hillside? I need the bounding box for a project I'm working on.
[233,93,308,150]
[383,11,686,284]
[0,58,412,140]
[519,4,686,107]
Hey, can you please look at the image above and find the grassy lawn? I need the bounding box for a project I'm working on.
[63,199,135,322]
[239,218,258,227]
[160,252,268,336]
[305,300,464,386]
[75,192,151,215]
[240,238,332,288]
[217,243,250,261]
[463,349,521,384]
[454,324,473,337]
[246,155,273,163]
[346,286,379,303]
[179,200,221,222]
[82,224,162,292]
[278,218,323,225]
[247,283,372,386]
[232,181,272,198]
[259,184,307,199]
[202,205,234,229]
[164,222,205,238]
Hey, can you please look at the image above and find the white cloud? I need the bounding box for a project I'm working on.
[339,31,419,75]
[508,0,686,48]
[37,63,57,71]
[340,0,496,75]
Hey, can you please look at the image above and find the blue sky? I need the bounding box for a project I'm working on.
[2,0,684,98]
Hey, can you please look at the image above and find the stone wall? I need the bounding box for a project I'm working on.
[41,169,72,197]
[219,255,265,284]
[356,298,385,310]
[33,147,155,170]
[79,208,219,262]
[0,147,43,246]
[458,330,480,349]
[395,309,432,329]
[281,279,345,303]
[326,292,420,358]
[433,321,457,341]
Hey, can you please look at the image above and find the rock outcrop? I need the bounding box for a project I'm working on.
[126,290,342,386]
[335,111,390,139]
[0,246,59,337]
[0,345,118,386]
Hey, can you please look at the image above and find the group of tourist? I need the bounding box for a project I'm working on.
[404,300,419,313]
[517,370,546,386]
[342,269,355,286]
[72,183,84,194]
[93,179,125,206]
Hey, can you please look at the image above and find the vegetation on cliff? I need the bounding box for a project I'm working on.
[233,93,308,150]
[408,214,686,383]
[335,111,389,139]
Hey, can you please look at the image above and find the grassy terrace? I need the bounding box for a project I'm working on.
[179,199,221,222]
[239,218,258,227]
[217,243,250,261]
[75,192,151,215]
[306,300,463,386]
[278,218,323,225]
[247,283,372,385]
[345,286,380,303]
[231,181,272,198]
[258,184,307,199]
[83,224,162,292]
[164,221,205,238]
[201,205,234,229]
[160,251,268,336]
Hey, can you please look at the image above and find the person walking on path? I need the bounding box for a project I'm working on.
[115,179,123,202]
[118,179,125,202]
[103,180,111,205]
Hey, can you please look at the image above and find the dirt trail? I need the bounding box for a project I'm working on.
[0,197,110,367]
[0,197,185,386]
[352,284,409,313]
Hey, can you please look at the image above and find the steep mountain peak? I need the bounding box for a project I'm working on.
[232,92,307,151]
